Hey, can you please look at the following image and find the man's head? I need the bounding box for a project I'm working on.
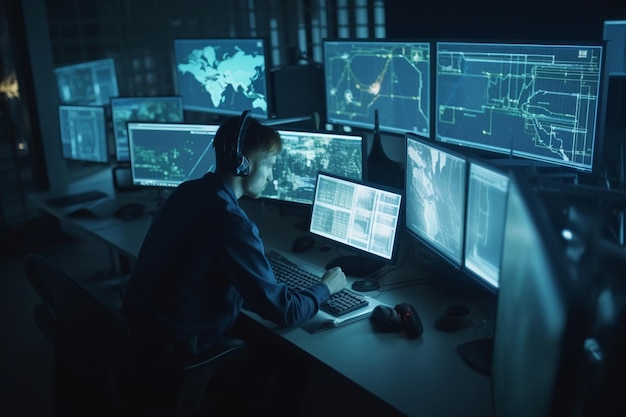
[213,112,282,198]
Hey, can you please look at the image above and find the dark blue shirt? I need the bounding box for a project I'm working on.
[122,173,330,354]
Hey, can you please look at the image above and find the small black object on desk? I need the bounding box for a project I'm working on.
[352,278,380,292]
[291,235,315,253]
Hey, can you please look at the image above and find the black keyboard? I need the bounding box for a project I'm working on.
[47,190,108,207]
[267,253,369,317]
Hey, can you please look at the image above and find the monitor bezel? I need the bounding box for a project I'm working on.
[322,38,433,138]
[127,121,219,188]
[110,95,185,163]
[173,37,271,120]
[309,171,405,267]
[259,128,368,208]
[404,132,469,269]
[434,39,606,175]
[462,157,511,293]
[57,104,110,165]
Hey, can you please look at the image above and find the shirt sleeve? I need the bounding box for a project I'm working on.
[222,221,330,327]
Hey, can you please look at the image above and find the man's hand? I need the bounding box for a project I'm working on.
[320,266,347,295]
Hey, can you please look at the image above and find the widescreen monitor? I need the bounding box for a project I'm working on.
[173,38,269,119]
[54,58,119,106]
[111,96,184,162]
[127,122,218,188]
[463,159,509,291]
[405,133,467,267]
[58,105,109,164]
[435,41,604,173]
[309,172,403,277]
[323,39,431,137]
[260,129,366,206]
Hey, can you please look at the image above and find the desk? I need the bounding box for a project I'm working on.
[29,172,494,417]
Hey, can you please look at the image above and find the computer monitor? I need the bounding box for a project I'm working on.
[54,58,119,106]
[323,39,431,137]
[127,122,218,188]
[260,129,366,206]
[436,41,604,173]
[491,172,590,417]
[405,132,468,268]
[110,96,184,163]
[173,38,269,119]
[58,105,109,164]
[309,172,403,277]
[463,159,510,291]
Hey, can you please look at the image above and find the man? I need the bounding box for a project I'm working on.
[120,110,346,414]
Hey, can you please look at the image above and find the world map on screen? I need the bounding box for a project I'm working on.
[177,43,267,115]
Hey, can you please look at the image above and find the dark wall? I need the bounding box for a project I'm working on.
[385,0,626,42]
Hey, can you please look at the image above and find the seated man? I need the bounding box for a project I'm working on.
[120,110,346,415]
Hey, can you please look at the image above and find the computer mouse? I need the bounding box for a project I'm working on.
[291,235,315,253]
[394,303,424,339]
[352,278,380,292]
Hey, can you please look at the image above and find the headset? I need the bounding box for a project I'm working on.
[229,109,252,176]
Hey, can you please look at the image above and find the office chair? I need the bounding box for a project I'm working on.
[23,254,131,417]
[117,336,248,417]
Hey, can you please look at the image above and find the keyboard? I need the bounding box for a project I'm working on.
[267,252,369,317]
[47,190,108,207]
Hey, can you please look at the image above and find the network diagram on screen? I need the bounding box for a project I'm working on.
[260,131,364,205]
[436,42,603,171]
[405,136,467,265]
[324,41,430,135]
[128,124,217,187]
[174,39,268,118]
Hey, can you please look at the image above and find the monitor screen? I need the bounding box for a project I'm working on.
[260,129,366,205]
[405,133,468,267]
[435,41,604,173]
[173,38,269,119]
[463,159,510,291]
[309,172,403,277]
[127,122,218,188]
[492,172,585,417]
[111,96,184,163]
[54,58,119,106]
[323,39,431,136]
[58,105,109,164]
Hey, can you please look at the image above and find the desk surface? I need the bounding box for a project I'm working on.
[29,171,495,417]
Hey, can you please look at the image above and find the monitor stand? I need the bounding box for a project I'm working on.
[325,255,385,278]
[456,337,494,376]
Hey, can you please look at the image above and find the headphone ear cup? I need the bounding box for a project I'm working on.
[233,110,251,176]
[370,305,403,332]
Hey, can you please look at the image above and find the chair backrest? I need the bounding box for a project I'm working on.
[23,253,130,362]
[24,254,131,416]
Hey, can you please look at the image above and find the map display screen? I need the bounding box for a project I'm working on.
[323,39,431,136]
[174,38,269,119]
[405,133,467,267]
[436,42,603,172]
